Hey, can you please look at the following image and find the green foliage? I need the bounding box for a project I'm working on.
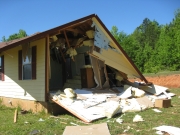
[111,8,180,73]
[1,29,27,42]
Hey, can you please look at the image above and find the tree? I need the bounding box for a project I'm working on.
[1,36,6,42]
[110,9,180,73]
[1,29,27,42]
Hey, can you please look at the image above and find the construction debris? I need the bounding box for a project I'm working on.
[152,108,162,113]
[70,122,79,126]
[38,118,45,122]
[50,82,175,123]
[155,99,171,108]
[153,125,180,135]
[123,126,131,133]
[63,123,111,135]
[133,114,144,122]
[116,117,123,124]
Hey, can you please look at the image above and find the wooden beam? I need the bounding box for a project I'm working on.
[63,30,70,48]
[45,35,50,101]
[66,28,84,35]
[49,31,61,37]
[59,48,66,62]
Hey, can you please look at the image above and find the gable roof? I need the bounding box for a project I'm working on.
[0,14,148,83]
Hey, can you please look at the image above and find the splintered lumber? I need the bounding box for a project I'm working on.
[14,109,18,123]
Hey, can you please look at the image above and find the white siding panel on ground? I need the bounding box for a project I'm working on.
[0,38,46,101]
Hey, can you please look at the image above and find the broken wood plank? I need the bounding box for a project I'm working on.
[14,109,18,123]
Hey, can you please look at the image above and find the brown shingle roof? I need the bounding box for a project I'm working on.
[0,32,40,50]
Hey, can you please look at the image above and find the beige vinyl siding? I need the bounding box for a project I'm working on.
[92,49,141,78]
[0,38,46,101]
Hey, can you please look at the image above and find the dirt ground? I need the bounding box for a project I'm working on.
[130,74,180,88]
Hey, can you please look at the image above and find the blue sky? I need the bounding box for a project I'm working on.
[0,0,179,40]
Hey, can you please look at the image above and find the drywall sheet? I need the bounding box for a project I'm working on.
[50,89,121,123]
[136,96,154,108]
[51,96,105,123]
[153,125,180,135]
[63,123,111,135]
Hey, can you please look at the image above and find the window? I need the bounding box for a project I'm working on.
[23,49,32,80]
[0,55,4,81]
[18,46,36,80]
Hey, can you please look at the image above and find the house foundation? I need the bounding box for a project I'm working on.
[0,96,66,115]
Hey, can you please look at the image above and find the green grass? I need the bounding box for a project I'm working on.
[143,70,180,77]
[0,88,180,135]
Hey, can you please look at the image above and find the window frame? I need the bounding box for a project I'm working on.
[22,48,32,80]
[0,55,4,81]
[18,46,36,80]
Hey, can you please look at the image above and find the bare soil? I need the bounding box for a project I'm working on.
[130,74,180,88]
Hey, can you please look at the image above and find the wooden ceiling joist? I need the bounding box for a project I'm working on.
[66,28,84,35]
[63,30,71,48]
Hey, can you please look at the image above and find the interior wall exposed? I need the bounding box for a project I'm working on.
[71,46,91,76]
[49,55,63,91]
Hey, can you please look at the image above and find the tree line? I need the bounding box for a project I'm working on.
[111,9,180,73]
[1,29,27,42]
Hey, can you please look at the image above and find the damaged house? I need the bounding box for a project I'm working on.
[1,14,170,122]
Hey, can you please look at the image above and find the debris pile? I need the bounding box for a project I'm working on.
[50,81,175,123]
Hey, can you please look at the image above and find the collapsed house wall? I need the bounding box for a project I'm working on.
[47,16,138,91]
